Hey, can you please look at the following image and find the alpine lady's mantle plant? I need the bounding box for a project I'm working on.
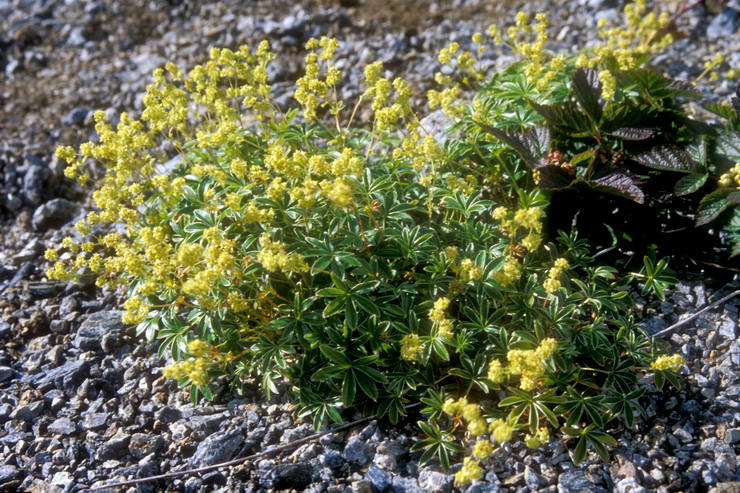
[47,0,732,484]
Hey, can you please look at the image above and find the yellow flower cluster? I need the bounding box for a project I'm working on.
[524,427,551,449]
[457,258,484,282]
[429,297,454,338]
[718,162,740,188]
[583,0,673,71]
[295,37,342,120]
[162,339,217,386]
[122,295,150,325]
[455,457,483,486]
[362,61,413,132]
[487,359,506,384]
[400,334,421,362]
[442,397,487,436]
[543,258,569,294]
[651,354,684,371]
[322,177,355,209]
[506,338,558,390]
[257,234,309,273]
[492,257,522,287]
[489,418,514,443]
[599,69,617,102]
[508,12,552,91]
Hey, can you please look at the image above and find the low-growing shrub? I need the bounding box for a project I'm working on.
[47,0,729,483]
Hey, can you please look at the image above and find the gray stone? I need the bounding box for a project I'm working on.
[22,159,46,206]
[153,406,182,423]
[720,319,737,340]
[0,366,14,383]
[74,310,125,352]
[96,432,131,461]
[31,198,79,232]
[365,465,392,491]
[707,8,739,39]
[84,412,109,430]
[47,417,76,436]
[418,468,452,493]
[9,400,44,421]
[558,470,608,493]
[616,477,648,493]
[725,429,740,444]
[392,475,425,493]
[61,107,92,127]
[129,433,165,459]
[0,465,20,484]
[343,437,373,466]
[641,317,666,335]
[189,430,244,467]
[268,463,313,490]
[321,449,344,469]
[524,465,544,490]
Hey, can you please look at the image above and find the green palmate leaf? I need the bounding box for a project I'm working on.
[632,145,700,173]
[583,171,645,204]
[674,173,708,196]
[571,67,603,124]
[696,189,734,226]
[605,127,655,140]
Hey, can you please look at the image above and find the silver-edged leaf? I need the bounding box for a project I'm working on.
[632,145,699,173]
[718,131,740,161]
[583,170,645,203]
[606,127,655,140]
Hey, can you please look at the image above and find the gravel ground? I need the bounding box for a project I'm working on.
[1,0,739,491]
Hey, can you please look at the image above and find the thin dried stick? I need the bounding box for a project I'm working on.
[652,288,740,338]
[88,413,378,491]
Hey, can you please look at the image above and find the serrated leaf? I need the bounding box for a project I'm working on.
[703,102,737,121]
[674,173,708,196]
[571,149,596,166]
[718,131,740,161]
[606,127,655,140]
[632,145,699,173]
[476,122,550,168]
[530,101,592,136]
[537,165,574,190]
[582,171,645,203]
[696,189,733,226]
[571,67,603,123]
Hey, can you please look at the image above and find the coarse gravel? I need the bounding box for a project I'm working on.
[0,0,739,491]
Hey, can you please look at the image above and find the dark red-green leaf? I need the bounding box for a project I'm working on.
[571,67,603,123]
[674,173,708,196]
[475,122,550,168]
[632,145,699,173]
[730,192,740,204]
[530,101,592,136]
[582,171,645,203]
[606,127,655,140]
[538,165,574,190]
[695,189,733,226]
